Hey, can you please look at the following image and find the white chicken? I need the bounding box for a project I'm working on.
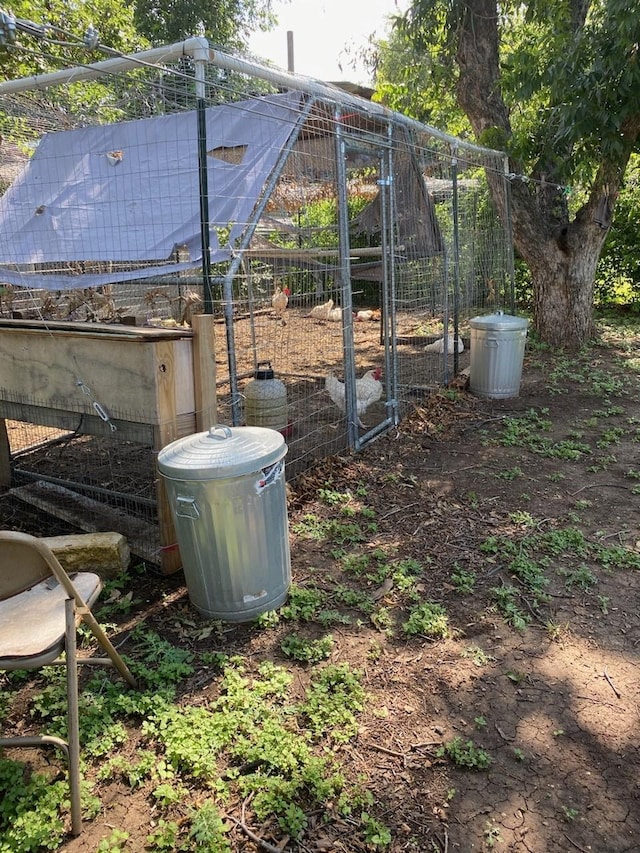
[307,298,334,319]
[424,336,464,353]
[271,285,290,318]
[355,308,381,322]
[325,367,383,428]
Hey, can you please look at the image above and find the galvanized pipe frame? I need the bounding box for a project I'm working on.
[0,37,505,166]
[0,36,514,456]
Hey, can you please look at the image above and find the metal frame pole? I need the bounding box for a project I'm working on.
[195,55,213,313]
[450,145,461,380]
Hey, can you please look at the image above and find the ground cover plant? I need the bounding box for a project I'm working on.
[0,312,639,851]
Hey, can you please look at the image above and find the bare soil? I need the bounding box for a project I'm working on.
[2,321,640,853]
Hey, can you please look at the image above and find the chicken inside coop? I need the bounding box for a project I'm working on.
[325,367,383,429]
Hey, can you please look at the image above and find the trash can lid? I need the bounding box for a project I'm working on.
[157,425,287,480]
[469,311,529,332]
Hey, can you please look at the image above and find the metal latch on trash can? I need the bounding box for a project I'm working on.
[175,495,200,519]
[256,460,284,492]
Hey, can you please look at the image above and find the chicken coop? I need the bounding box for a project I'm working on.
[0,36,514,570]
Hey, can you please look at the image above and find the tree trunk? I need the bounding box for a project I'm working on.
[523,228,604,348]
[452,0,616,350]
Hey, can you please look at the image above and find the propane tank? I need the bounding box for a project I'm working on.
[244,361,290,434]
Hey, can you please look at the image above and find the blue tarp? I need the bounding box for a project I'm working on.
[0,91,301,289]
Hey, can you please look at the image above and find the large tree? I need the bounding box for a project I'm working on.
[382,0,640,348]
[133,0,275,50]
[0,0,143,79]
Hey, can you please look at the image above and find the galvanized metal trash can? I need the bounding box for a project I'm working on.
[157,425,290,622]
[469,312,529,399]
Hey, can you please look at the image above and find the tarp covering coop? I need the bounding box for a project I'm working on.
[0,91,301,290]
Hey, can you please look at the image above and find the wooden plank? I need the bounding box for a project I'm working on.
[10,481,160,566]
[0,318,193,341]
[0,323,194,424]
[153,339,184,575]
[192,314,217,432]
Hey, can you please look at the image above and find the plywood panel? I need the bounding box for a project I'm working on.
[0,320,193,425]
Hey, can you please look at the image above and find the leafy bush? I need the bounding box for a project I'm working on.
[596,154,640,308]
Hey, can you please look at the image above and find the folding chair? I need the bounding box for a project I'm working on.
[0,530,137,836]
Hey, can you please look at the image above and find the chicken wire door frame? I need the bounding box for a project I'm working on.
[336,121,398,450]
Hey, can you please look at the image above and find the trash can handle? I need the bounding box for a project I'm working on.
[207,425,232,440]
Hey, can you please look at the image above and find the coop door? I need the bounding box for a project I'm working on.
[336,136,398,447]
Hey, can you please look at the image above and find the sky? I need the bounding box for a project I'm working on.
[247,0,409,86]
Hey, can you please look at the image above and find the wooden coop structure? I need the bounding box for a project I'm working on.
[0,37,514,571]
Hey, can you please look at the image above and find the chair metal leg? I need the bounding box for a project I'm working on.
[65,597,82,837]
[80,609,137,688]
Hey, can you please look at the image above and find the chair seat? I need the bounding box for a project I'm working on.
[0,572,102,667]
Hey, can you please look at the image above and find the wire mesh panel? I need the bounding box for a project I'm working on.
[0,39,514,562]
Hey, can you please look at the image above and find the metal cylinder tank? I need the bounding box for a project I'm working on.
[157,425,290,621]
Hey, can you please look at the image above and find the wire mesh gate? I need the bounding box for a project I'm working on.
[0,38,514,565]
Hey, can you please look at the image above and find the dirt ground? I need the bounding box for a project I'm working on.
[2,319,640,853]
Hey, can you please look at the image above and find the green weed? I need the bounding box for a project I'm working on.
[560,564,598,590]
[97,829,130,852]
[187,801,231,851]
[437,737,492,770]
[145,819,180,851]
[461,645,494,667]
[492,586,530,630]
[279,584,326,621]
[281,633,334,664]
[451,564,476,594]
[402,602,450,639]
[300,663,365,741]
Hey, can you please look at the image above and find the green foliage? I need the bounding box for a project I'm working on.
[402,602,450,638]
[300,663,365,741]
[145,819,180,851]
[597,155,640,306]
[133,0,273,48]
[269,196,372,252]
[128,626,195,689]
[280,633,335,664]
[437,737,492,771]
[559,564,598,591]
[0,759,67,852]
[279,584,326,621]
[360,811,392,849]
[492,585,530,630]
[97,829,130,852]
[187,801,230,852]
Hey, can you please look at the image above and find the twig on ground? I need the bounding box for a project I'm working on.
[564,834,590,853]
[228,800,285,853]
[569,483,628,496]
[432,830,449,852]
[365,741,408,764]
[380,503,420,520]
[603,669,622,699]
[494,723,513,742]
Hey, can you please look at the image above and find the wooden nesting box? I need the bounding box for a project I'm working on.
[0,315,216,573]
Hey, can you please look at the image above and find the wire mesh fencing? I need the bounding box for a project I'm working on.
[0,38,514,565]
